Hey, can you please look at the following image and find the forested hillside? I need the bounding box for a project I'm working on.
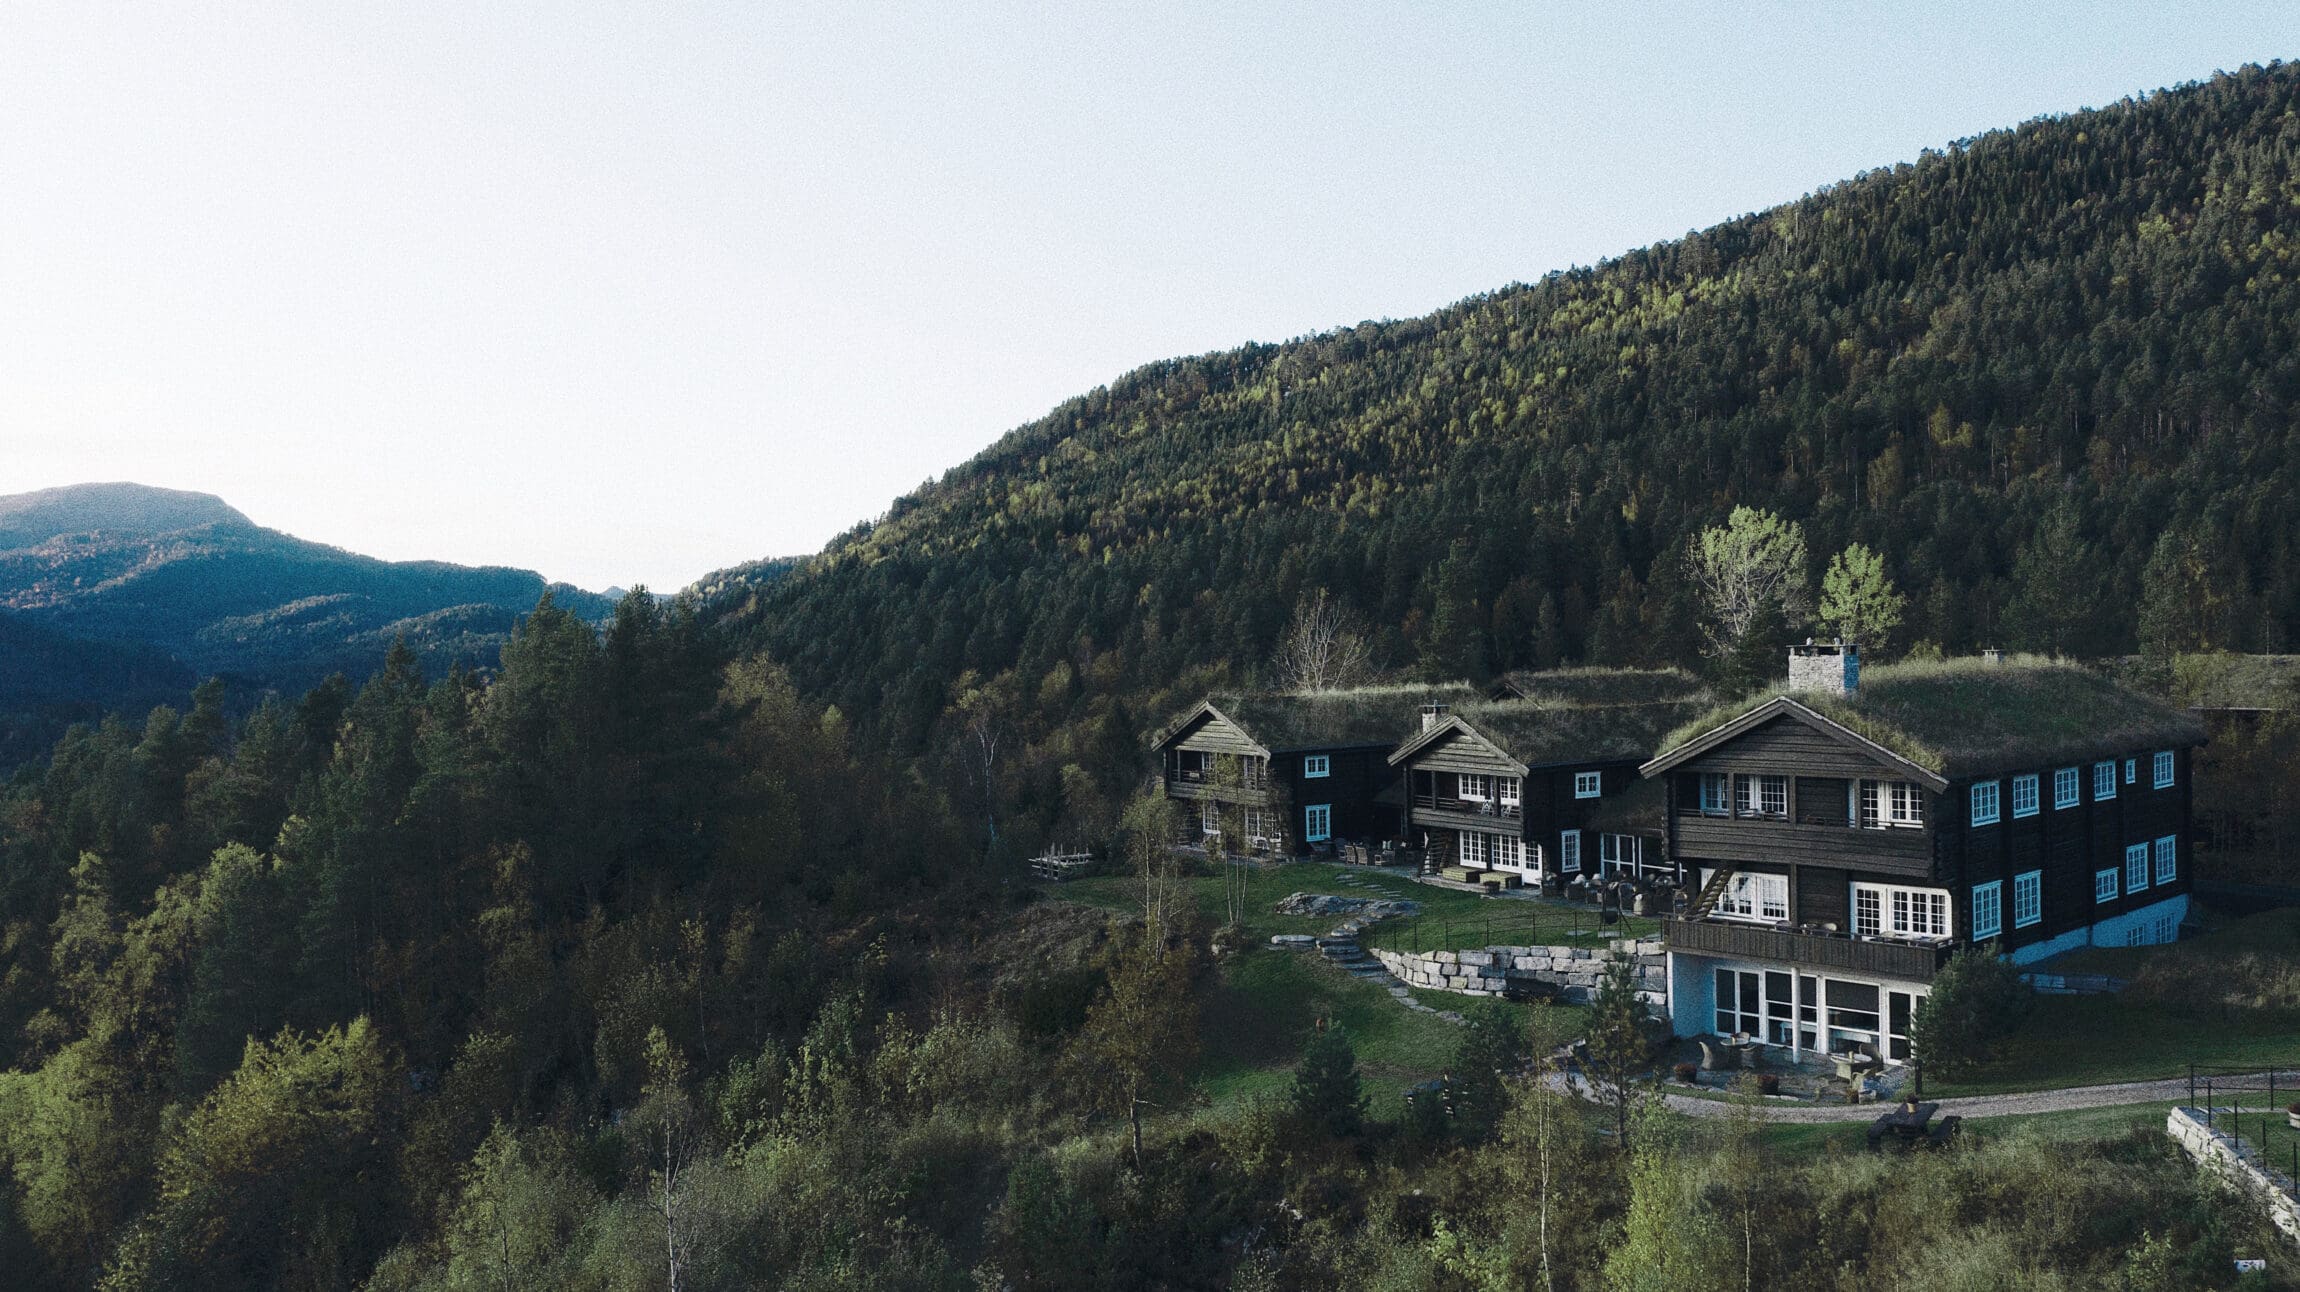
[716,63,2300,848]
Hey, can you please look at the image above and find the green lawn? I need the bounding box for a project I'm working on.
[2035,904,2300,978]
[1056,861,1593,1116]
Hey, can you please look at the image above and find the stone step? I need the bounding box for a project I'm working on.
[1269,934,1317,950]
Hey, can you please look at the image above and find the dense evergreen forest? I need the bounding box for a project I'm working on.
[713,63,2300,852]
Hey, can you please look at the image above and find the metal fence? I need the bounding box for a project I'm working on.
[2185,1065,2300,1196]
[1378,905,1659,954]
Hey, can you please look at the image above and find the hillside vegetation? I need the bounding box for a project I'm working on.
[715,63,2300,847]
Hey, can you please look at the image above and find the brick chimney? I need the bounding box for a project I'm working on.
[1787,639,1860,696]
[1420,703,1452,732]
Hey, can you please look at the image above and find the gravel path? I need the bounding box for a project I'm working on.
[1639,1070,2300,1123]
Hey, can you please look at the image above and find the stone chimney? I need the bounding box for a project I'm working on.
[1420,703,1452,732]
[1787,639,1860,696]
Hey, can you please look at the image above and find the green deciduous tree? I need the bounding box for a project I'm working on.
[1686,507,1810,659]
[1819,542,1906,653]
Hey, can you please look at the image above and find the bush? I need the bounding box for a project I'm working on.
[1910,948,2032,1077]
[1289,1025,1367,1139]
[1673,1062,1698,1084]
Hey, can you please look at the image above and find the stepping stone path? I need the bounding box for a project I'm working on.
[1263,890,1466,1024]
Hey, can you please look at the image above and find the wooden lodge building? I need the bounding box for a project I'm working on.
[1150,686,1478,855]
[1386,669,1713,887]
[1643,642,2207,1066]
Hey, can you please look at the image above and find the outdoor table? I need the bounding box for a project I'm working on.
[1867,1101,1940,1150]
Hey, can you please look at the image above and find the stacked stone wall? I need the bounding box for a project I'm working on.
[1371,938,1667,1006]
[2165,1107,2300,1247]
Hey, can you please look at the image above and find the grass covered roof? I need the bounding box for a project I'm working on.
[1183,683,1484,752]
[1654,655,2208,779]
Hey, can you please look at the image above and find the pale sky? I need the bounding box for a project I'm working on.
[2,4,2293,592]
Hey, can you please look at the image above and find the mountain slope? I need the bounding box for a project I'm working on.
[714,64,2300,780]
[0,482,616,759]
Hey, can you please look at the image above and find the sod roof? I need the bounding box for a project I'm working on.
[1394,669,1716,770]
[1153,683,1484,753]
[1650,656,2208,780]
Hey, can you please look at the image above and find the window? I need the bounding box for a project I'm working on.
[1303,754,1329,778]
[2125,842,2150,894]
[1737,774,1787,818]
[1853,883,1951,938]
[1497,777,1522,813]
[1858,780,1926,828]
[1970,780,2000,826]
[1304,804,1330,843]
[1201,801,1220,835]
[1698,773,1729,815]
[1457,773,1490,801]
[1459,831,1521,869]
[2013,871,2042,928]
[2054,767,2079,809]
[1971,881,2002,940]
[1599,833,1644,875]
[2154,834,2177,886]
[1243,807,1277,848]
[1713,870,1789,922]
[1574,770,1602,799]
[2153,751,2174,789]
[2094,761,2117,801]
[2124,758,2137,785]
[2094,868,2118,904]
[1559,829,1581,873]
[2011,774,2039,818]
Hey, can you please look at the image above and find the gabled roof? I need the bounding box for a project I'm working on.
[1638,696,1948,790]
[1643,656,2208,782]
[1149,684,1482,755]
[1391,670,1715,771]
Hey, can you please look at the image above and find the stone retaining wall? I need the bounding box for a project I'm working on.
[1372,938,1667,1006]
[2166,1107,2300,1247]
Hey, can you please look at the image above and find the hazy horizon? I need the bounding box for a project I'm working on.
[4,3,2295,591]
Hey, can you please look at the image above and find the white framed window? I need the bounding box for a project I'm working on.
[2013,870,2042,928]
[1243,807,1278,848]
[1712,870,1789,922]
[2053,767,2079,809]
[2094,867,2118,904]
[1971,881,2002,940]
[1303,754,1330,778]
[2153,751,2174,789]
[1461,831,1521,868]
[1497,777,1522,811]
[1559,829,1581,873]
[1698,773,1729,815]
[1457,773,1490,801]
[1574,770,1602,799]
[1970,780,2000,826]
[1852,882,1949,938]
[1201,800,1220,835]
[2094,761,2117,801]
[2011,774,2039,818]
[1738,774,1787,818]
[1304,803,1331,842]
[1459,831,1485,867]
[1599,833,1643,875]
[2154,834,2177,886]
[1858,780,1925,828]
[2125,842,2149,894]
[2124,758,2136,785]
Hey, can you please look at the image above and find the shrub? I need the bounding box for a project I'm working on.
[1672,1062,1698,1084]
[1289,1025,1368,1139]
[1910,948,2032,1077]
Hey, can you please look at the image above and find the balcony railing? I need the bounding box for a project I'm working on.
[1663,917,1953,981]
[1412,794,1522,819]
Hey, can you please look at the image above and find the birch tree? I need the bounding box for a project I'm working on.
[1686,507,1810,656]
[1274,589,1374,691]
[1819,542,1905,650]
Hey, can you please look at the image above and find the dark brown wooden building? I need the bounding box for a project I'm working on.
[1387,668,1711,886]
[1643,643,2206,1065]
[1150,686,1478,855]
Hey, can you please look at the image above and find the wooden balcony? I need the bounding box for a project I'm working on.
[1412,794,1521,819]
[1663,917,1952,982]
[1673,813,1933,879]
